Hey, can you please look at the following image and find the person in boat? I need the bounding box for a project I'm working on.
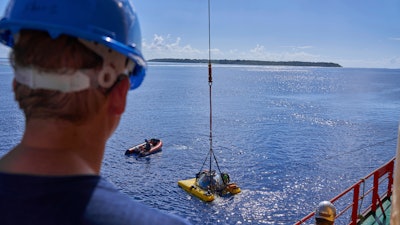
[315,201,337,225]
[145,139,151,151]
[0,1,192,225]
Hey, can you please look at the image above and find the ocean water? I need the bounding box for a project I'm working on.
[0,62,399,224]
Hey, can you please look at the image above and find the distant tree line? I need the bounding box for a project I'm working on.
[149,58,342,67]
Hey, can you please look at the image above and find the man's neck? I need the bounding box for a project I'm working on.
[0,118,108,176]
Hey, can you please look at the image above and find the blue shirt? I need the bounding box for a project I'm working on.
[0,173,192,225]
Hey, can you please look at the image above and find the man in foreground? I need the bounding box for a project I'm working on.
[0,0,191,224]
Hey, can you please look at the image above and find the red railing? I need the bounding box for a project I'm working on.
[294,157,395,225]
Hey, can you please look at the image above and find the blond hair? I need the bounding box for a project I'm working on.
[11,30,106,123]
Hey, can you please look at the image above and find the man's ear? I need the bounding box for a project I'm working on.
[108,76,130,115]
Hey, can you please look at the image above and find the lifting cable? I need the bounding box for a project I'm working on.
[199,0,222,176]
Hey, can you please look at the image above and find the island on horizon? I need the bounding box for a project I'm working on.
[148,58,342,67]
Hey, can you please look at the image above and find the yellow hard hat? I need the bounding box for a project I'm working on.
[315,201,336,222]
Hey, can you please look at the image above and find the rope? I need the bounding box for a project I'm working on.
[199,149,210,173]
[198,0,223,188]
[207,0,223,175]
[207,0,214,178]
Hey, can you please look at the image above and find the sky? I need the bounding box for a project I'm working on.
[0,0,399,68]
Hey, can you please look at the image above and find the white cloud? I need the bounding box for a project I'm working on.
[389,57,400,65]
[280,45,314,50]
[250,44,265,54]
[142,34,204,59]
[297,45,313,49]
[143,35,322,62]
[230,44,320,62]
[335,57,400,68]
[142,36,400,68]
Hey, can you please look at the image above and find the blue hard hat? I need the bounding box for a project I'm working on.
[0,0,146,90]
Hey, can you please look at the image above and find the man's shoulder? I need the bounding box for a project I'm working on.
[85,178,192,225]
[0,173,192,225]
